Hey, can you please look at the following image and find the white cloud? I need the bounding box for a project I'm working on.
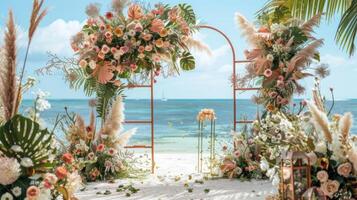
[321,54,357,67]
[29,19,83,56]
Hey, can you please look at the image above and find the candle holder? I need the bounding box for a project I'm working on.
[197,109,216,175]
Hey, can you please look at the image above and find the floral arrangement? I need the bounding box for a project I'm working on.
[220,130,265,180]
[62,96,136,182]
[196,109,216,122]
[303,86,357,199]
[68,0,202,121]
[235,12,327,112]
[253,111,314,185]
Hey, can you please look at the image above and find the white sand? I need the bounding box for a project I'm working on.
[75,153,275,200]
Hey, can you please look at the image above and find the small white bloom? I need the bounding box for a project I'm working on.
[266,54,274,61]
[89,60,97,69]
[10,145,23,153]
[272,174,280,186]
[11,186,22,197]
[20,157,34,168]
[260,159,269,171]
[1,192,13,200]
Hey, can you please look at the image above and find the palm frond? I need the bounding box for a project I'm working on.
[335,0,357,56]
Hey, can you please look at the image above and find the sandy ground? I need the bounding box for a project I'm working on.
[75,153,275,200]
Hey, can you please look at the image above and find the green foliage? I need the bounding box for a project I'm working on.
[95,83,124,120]
[336,0,357,55]
[0,115,55,168]
[178,4,196,25]
[179,51,195,70]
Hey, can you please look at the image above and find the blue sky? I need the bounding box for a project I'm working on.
[0,0,356,100]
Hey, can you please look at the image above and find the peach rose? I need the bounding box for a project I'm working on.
[26,186,40,199]
[62,153,74,164]
[128,4,143,20]
[155,39,164,48]
[320,180,340,198]
[337,162,352,177]
[317,170,328,183]
[55,166,68,179]
[150,19,164,33]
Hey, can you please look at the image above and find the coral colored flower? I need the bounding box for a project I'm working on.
[159,29,168,37]
[264,69,272,77]
[168,8,178,22]
[155,39,164,48]
[43,180,52,189]
[98,51,105,60]
[128,4,143,20]
[233,150,240,158]
[55,166,68,179]
[105,12,113,20]
[111,47,117,54]
[258,27,270,33]
[62,153,74,164]
[337,162,352,177]
[130,64,138,71]
[138,46,145,53]
[134,23,143,32]
[145,45,153,52]
[269,91,278,98]
[114,27,124,37]
[152,54,161,62]
[26,186,40,199]
[142,33,152,41]
[150,19,164,33]
[96,144,105,152]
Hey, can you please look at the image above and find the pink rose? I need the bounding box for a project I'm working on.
[320,180,340,198]
[263,69,272,77]
[337,162,352,177]
[317,170,328,183]
[26,186,40,199]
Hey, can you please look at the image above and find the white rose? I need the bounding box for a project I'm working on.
[20,157,34,167]
[10,145,23,153]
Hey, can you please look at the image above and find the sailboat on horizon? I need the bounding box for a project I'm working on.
[161,90,168,101]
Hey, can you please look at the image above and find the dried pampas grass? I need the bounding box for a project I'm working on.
[308,101,332,143]
[0,11,18,121]
[115,128,136,148]
[103,95,125,136]
[235,13,260,47]
[29,0,48,41]
[112,0,129,13]
[300,13,322,38]
[86,3,100,18]
[287,39,324,72]
[184,37,212,56]
[339,112,353,153]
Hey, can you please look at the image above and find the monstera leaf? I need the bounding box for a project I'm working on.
[180,51,195,70]
[0,115,55,168]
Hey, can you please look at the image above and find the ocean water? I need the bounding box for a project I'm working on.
[21,99,357,153]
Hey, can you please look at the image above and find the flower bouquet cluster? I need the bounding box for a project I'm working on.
[235,13,326,112]
[62,96,136,182]
[69,0,201,121]
[220,130,265,180]
[303,88,357,199]
[196,109,216,122]
[253,111,313,185]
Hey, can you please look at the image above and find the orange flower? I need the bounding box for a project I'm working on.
[150,19,164,33]
[155,39,164,48]
[55,166,68,179]
[114,27,123,37]
[128,4,143,20]
[159,29,168,37]
[62,153,74,164]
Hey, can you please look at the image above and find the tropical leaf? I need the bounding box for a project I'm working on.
[335,0,357,56]
[178,4,196,25]
[0,115,55,168]
[179,51,195,70]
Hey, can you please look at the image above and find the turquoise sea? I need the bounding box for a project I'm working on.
[21,99,357,153]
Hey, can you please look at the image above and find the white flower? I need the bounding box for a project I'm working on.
[11,186,22,197]
[128,30,136,37]
[65,171,82,196]
[37,188,51,200]
[260,159,269,171]
[20,157,34,167]
[0,157,21,185]
[315,142,327,154]
[36,98,51,112]
[89,60,97,69]
[266,54,274,61]
[272,174,280,186]
[10,145,23,153]
[1,192,13,200]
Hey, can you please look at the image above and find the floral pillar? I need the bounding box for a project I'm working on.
[197,109,216,175]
